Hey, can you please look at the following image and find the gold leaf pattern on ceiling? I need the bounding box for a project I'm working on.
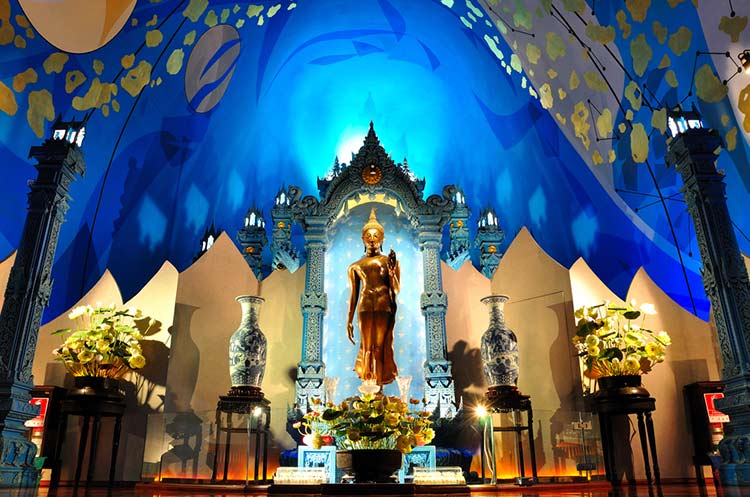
[625,0,650,22]
[221,8,230,23]
[630,34,652,77]
[93,59,104,76]
[247,5,264,19]
[14,14,27,27]
[183,0,209,22]
[539,83,553,109]
[268,4,282,18]
[571,101,591,150]
[121,54,135,69]
[630,123,648,163]
[184,30,196,46]
[570,69,580,90]
[668,0,687,6]
[112,99,120,113]
[726,127,738,151]
[510,53,522,72]
[596,108,613,138]
[14,35,26,49]
[718,15,747,43]
[0,80,17,116]
[652,21,667,44]
[558,88,567,100]
[146,14,158,27]
[526,43,541,64]
[616,10,632,39]
[71,78,117,111]
[547,68,558,79]
[120,60,152,97]
[513,2,532,30]
[721,114,730,126]
[205,10,218,27]
[624,81,642,111]
[668,26,692,56]
[65,70,86,94]
[546,32,566,61]
[27,89,54,138]
[0,0,14,46]
[665,69,678,87]
[484,35,504,60]
[585,24,615,44]
[736,83,750,132]
[651,108,667,134]
[619,122,627,134]
[555,112,567,124]
[626,109,634,120]
[695,64,727,102]
[584,71,608,92]
[562,0,585,14]
[658,54,670,69]
[167,49,185,75]
[608,150,616,163]
[42,53,68,74]
[12,68,37,92]
[593,150,604,164]
[146,29,163,47]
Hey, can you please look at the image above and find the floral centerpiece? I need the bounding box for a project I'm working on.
[572,301,671,380]
[295,392,435,454]
[52,303,159,378]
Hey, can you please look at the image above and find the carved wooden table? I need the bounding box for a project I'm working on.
[481,387,538,485]
[49,382,126,489]
[592,390,660,487]
[210,390,271,485]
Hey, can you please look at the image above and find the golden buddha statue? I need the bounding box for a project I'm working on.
[346,208,400,386]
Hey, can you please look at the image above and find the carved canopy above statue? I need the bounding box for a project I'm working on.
[252,123,503,415]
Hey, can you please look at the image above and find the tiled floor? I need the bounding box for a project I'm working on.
[0,483,743,497]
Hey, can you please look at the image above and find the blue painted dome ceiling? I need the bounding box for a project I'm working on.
[0,0,748,321]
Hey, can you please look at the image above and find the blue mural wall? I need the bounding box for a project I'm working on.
[0,0,747,324]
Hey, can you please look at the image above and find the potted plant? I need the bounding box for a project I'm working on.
[52,303,160,397]
[572,301,671,396]
[294,390,435,482]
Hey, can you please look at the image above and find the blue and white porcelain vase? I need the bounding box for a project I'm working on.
[229,296,267,389]
[480,295,519,387]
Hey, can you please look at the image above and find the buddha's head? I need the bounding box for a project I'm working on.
[361,208,384,253]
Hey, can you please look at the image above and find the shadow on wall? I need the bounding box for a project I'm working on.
[545,299,584,476]
[447,339,485,404]
[165,304,201,413]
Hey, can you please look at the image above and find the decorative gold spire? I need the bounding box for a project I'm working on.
[362,207,384,237]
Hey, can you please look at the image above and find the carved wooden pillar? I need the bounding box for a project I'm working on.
[295,217,327,408]
[0,119,85,486]
[418,219,455,415]
[666,127,750,485]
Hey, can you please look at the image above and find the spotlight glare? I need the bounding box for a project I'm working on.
[475,405,487,418]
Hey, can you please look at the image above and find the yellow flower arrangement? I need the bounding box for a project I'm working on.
[52,303,160,378]
[572,301,671,379]
[294,393,435,454]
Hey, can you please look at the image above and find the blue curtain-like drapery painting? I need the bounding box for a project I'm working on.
[0,0,749,323]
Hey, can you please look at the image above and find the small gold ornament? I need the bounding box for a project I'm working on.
[362,163,382,184]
